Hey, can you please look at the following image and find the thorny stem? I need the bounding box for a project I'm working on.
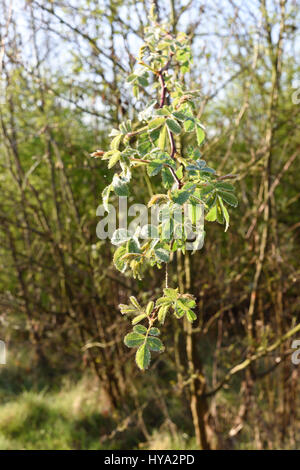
[167,127,177,160]
[158,61,183,189]
[158,71,168,108]
[165,264,169,288]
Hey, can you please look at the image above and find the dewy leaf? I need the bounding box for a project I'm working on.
[148,117,165,130]
[158,124,167,150]
[146,336,164,352]
[172,189,190,205]
[108,151,121,169]
[216,182,235,192]
[102,184,112,212]
[163,287,178,301]
[184,118,195,132]
[110,134,123,150]
[149,327,160,336]
[111,228,132,246]
[172,111,187,121]
[119,304,137,315]
[186,309,197,322]
[161,219,174,241]
[174,304,185,319]
[198,184,215,196]
[133,325,147,334]
[177,298,195,311]
[137,75,149,87]
[158,305,169,324]
[132,313,147,325]
[147,161,163,177]
[127,74,137,83]
[127,238,141,254]
[218,196,230,232]
[124,332,145,348]
[113,246,127,272]
[161,167,174,189]
[218,190,238,207]
[112,174,129,196]
[166,118,182,135]
[146,301,154,316]
[196,124,205,145]
[216,201,224,224]
[179,295,196,309]
[140,224,159,239]
[130,296,141,309]
[155,248,170,263]
[205,204,217,222]
[135,343,151,370]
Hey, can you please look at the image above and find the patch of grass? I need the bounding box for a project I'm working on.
[0,377,115,450]
[144,430,197,450]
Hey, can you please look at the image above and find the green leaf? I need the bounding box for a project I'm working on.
[172,111,187,121]
[127,238,141,254]
[172,189,190,205]
[141,224,159,239]
[196,125,205,145]
[146,301,154,316]
[174,304,185,319]
[198,184,215,196]
[158,305,169,324]
[133,325,147,334]
[147,161,163,177]
[110,134,123,150]
[218,196,230,232]
[184,119,195,132]
[177,297,196,310]
[133,85,139,98]
[155,248,170,263]
[119,304,137,315]
[124,332,145,348]
[108,151,121,169]
[146,336,164,352]
[218,190,238,207]
[205,205,217,222]
[166,118,182,135]
[102,184,112,212]
[186,309,197,322]
[163,288,178,301]
[148,117,165,130]
[130,296,141,309]
[161,218,174,241]
[113,246,127,272]
[127,74,137,83]
[112,175,129,196]
[149,127,161,145]
[132,314,147,325]
[158,124,167,150]
[137,76,149,87]
[149,327,160,336]
[216,202,224,224]
[156,297,172,306]
[111,228,132,246]
[161,167,174,189]
[216,182,235,192]
[135,344,151,370]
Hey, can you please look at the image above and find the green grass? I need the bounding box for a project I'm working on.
[1,347,298,449]
[0,365,197,450]
[0,380,199,450]
[0,377,115,450]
